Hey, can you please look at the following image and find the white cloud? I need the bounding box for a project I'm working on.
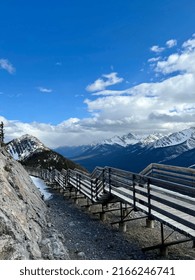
[182,38,195,51]
[148,57,161,63]
[92,89,132,96]
[166,39,177,48]
[86,72,124,92]
[155,49,195,75]
[151,40,177,54]
[150,45,165,53]
[0,59,15,74]
[2,35,195,147]
[38,87,53,93]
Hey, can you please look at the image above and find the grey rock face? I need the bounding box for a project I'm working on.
[40,230,70,260]
[0,148,69,259]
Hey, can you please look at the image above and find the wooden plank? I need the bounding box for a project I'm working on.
[135,184,190,209]
[150,184,195,205]
[109,186,149,213]
[150,163,195,175]
[148,177,195,197]
[110,187,134,202]
[150,210,195,238]
[150,194,195,216]
[152,172,195,188]
[109,167,134,178]
[152,167,195,181]
[150,204,195,230]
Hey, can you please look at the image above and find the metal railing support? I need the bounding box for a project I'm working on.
[132,174,137,210]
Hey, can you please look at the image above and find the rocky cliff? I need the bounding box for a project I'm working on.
[0,147,69,260]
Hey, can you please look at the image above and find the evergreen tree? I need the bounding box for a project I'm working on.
[0,122,4,146]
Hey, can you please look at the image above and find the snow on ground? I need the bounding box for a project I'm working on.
[30,176,52,200]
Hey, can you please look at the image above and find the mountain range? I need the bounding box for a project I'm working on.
[55,127,195,172]
[6,128,195,173]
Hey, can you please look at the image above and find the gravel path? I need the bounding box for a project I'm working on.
[45,187,195,260]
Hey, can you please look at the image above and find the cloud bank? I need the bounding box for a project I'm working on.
[2,35,195,147]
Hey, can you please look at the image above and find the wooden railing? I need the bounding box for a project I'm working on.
[26,164,195,242]
[140,163,195,195]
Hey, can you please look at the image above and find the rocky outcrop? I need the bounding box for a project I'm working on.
[0,147,69,259]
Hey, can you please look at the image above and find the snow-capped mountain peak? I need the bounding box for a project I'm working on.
[121,133,141,145]
[141,133,164,146]
[7,134,49,160]
[154,127,195,148]
[100,132,140,147]
[100,135,124,146]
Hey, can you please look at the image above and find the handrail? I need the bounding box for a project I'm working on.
[140,163,195,187]
[25,163,195,240]
[25,163,195,200]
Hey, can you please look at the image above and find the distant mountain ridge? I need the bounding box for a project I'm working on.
[96,127,195,149]
[55,127,195,172]
[6,134,86,172]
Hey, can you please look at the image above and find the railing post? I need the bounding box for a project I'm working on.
[95,177,98,201]
[95,169,104,201]
[63,173,66,190]
[132,174,136,210]
[58,171,60,186]
[160,223,168,256]
[76,173,79,191]
[119,202,127,232]
[102,168,105,192]
[91,178,95,201]
[108,167,111,194]
[146,177,154,228]
[67,169,70,186]
[147,178,151,217]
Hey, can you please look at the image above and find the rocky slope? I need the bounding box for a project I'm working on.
[0,147,69,260]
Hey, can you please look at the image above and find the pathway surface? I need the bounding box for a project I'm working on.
[44,188,195,260]
[45,189,146,260]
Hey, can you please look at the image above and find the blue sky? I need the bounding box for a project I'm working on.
[1,0,195,146]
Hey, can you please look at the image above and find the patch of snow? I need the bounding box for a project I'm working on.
[8,146,19,160]
[30,176,52,200]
